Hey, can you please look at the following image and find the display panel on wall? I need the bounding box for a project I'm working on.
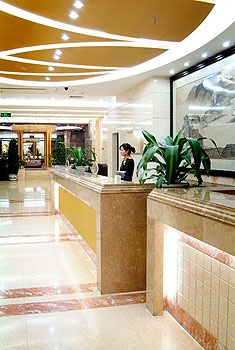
[171,46,235,176]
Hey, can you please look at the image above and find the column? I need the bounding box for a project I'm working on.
[17,131,24,159]
[44,131,52,168]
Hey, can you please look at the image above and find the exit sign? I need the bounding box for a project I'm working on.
[1,112,11,117]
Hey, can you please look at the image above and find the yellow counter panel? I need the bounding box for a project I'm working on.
[59,186,96,252]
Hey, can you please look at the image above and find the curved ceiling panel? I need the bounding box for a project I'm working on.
[0,0,214,85]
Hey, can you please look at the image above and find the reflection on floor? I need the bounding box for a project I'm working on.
[0,177,203,349]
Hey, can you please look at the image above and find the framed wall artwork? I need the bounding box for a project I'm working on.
[171,46,235,176]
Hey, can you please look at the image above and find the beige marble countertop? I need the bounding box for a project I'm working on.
[160,184,235,208]
[149,183,235,226]
[50,166,154,193]
[50,167,234,221]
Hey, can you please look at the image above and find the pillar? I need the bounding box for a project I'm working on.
[44,131,52,168]
[17,131,24,159]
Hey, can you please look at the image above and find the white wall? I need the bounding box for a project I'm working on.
[102,77,171,178]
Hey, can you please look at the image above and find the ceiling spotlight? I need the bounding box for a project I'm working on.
[73,0,84,9]
[55,49,62,56]
[45,77,50,81]
[169,69,175,75]
[48,66,54,71]
[223,40,230,48]
[56,125,82,131]
[184,62,190,67]
[0,125,12,131]
[69,10,79,19]
[53,54,60,60]
[201,52,208,58]
[61,33,70,40]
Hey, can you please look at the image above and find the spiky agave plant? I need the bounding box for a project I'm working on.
[136,129,218,188]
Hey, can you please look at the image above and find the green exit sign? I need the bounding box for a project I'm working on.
[1,112,11,117]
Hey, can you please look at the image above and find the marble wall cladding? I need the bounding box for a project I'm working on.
[98,191,149,294]
[147,187,235,350]
[51,169,153,296]
[104,77,170,177]
[118,78,154,103]
[164,230,235,350]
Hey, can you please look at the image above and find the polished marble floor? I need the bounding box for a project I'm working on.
[0,173,203,349]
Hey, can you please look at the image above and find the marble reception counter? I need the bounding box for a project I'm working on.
[146,184,235,350]
[50,167,154,295]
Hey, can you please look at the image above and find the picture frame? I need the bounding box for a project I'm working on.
[170,46,235,176]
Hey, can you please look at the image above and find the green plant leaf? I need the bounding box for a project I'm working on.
[156,173,165,188]
[136,146,157,173]
[186,138,202,171]
[198,137,220,155]
[67,147,83,166]
[201,148,211,176]
[137,129,217,188]
[165,145,178,184]
[173,130,183,145]
[142,130,159,146]
[164,136,173,146]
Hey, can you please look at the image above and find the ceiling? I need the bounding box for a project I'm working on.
[0,0,235,127]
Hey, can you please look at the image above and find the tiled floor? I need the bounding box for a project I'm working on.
[0,173,203,349]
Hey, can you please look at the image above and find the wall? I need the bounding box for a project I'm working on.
[103,77,170,178]
[146,187,235,350]
[164,228,235,350]
[91,75,234,184]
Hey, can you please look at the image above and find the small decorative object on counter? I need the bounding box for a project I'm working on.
[91,162,99,176]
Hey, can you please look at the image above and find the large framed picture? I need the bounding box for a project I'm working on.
[171,47,235,175]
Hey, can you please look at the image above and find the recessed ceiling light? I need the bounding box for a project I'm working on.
[48,66,54,71]
[61,33,70,40]
[184,62,190,67]
[45,77,50,81]
[55,49,62,56]
[0,126,12,131]
[56,125,82,131]
[201,52,208,58]
[223,40,230,48]
[169,69,175,75]
[53,54,60,60]
[73,1,84,9]
[69,10,79,19]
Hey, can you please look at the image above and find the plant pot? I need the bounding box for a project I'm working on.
[161,182,190,188]
[9,174,18,181]
[76,166,85,172]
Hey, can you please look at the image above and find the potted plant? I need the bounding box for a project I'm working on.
[136,129,218,188]
[8,138,19,180]
[18,157,27,168]
[67,145,96,168]
[0,153,8,181]
[55,137,66,165]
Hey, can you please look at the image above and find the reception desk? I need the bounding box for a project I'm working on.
[50,167,154,295]
[146,185,235,350]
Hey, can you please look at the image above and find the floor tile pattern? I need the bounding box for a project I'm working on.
[0,175,203,349]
